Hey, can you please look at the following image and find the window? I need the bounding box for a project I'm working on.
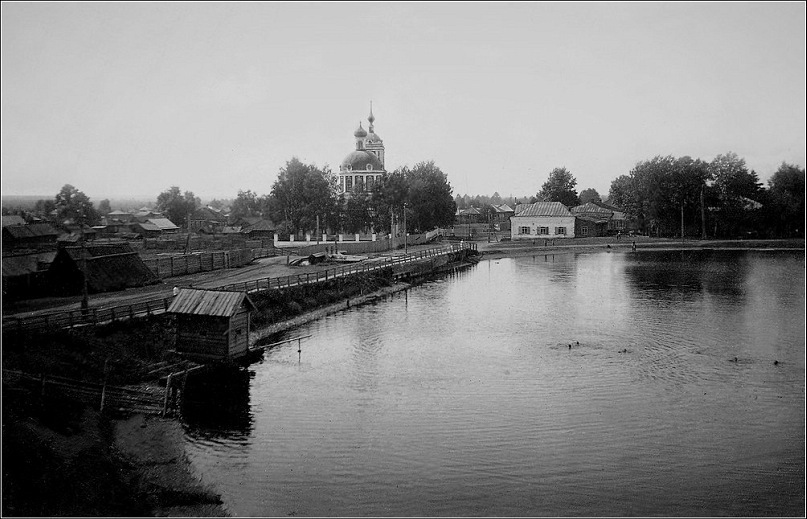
[580,226,588,236]
[355,176,365,192]
[366,164,373,171]
[519,226,531,235]
[366,176,375,190]
[555,226,566,235]
[345,176,353,191]
[538,226,549,235]
[340,176,345,192]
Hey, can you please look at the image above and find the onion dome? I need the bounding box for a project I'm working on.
[341,150,383,171]
[353,122,367,138]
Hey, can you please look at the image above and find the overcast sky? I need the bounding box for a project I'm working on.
[2,2,805,203]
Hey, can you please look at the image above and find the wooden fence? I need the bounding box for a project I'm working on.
[2,243,476,334]
[2,369,180,416]
[141,249,262,279]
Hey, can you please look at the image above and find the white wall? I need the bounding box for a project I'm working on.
[510,216,576,239]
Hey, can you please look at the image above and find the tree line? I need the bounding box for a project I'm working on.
[9,151,804,240]
[13,158,458,238]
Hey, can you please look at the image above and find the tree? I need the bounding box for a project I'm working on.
[371,169,410,235]
[54,184,99,225]
[767,162,805,237]
[97,199,112,216]
[230,190,261,220]
[537,167,580,207]
[342,191,371,234]
[33,199,56,219]
[579,188,601,204]
[403,161,456,232]
[156,186,199,226]
[617,156,710,236]
[708,152,763,237]
[268,158,339,237]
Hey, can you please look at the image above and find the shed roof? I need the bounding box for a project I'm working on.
[146,218,179,230]
[4,223,60,239]
[571,202,613,215]
[2,215,26,227]
[2,251,56,277]
[54,243,159,292]
[492,204,514,213]
[168,288,256,317]
[514,202,572,217]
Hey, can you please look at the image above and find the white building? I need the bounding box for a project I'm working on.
[338,103,386,198]
[510,202,576,239]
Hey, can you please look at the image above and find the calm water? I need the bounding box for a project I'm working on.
[181,249,805,517]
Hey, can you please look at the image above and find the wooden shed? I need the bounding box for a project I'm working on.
[168,289,257,361]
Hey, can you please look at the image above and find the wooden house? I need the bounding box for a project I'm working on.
[2,222,61,249]
[189,206,227,233]
[47,242,159,295]
[168,289,257,361]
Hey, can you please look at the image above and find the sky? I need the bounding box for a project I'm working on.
[2,2,805,204]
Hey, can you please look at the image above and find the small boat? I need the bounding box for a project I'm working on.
[329,251,369,263]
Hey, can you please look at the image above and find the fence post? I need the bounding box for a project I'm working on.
[162,373,173,417]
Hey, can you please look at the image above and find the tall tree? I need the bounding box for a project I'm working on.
[537,167,580,207]
[54,184,99,225]
[156,186,199,226]
[371,169,410,235]
[708,152,763,237]
[230,190,261,219]
[767,162,805,237]
[97,199,112,216]
[269,158,339,237]
[579,188,602,204]
[404,161,456,232]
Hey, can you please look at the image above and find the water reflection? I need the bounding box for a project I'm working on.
[182,250,805,517]
[181,366,253,440]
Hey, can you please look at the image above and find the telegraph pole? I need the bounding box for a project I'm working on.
[700,184,706,240]
[403,203,408,255]
[80,212,89,314]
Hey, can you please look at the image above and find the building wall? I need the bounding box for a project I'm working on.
[176,315,230,358]
[228,310,250,358]
[510,216,576,239]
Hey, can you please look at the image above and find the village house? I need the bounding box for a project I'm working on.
[189,206,227,233]
[2,222,61,249]
[491,203,514,231]
[510,201,576,239]
[168,288,257,361]
[47,242,159,295]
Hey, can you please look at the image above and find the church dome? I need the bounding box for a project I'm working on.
[367,131,382,143]
[353,123,367,138]
[341,150,382,171]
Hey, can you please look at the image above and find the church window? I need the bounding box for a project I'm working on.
[340,176,344,191]
[355,176,365,192]
[366,164,373,171]
[345,176,353,191]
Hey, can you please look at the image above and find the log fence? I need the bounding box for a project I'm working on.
[3,243,476,334]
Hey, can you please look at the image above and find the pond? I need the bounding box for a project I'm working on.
[181,249,805,517]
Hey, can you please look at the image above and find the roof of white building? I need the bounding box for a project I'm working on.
[514,202,572,217]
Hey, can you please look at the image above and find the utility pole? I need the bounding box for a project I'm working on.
[316,214,320,244]
[80,212,89,315]
[403,203,408,255]
[700,184,706,240]
[681,204,685,245]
